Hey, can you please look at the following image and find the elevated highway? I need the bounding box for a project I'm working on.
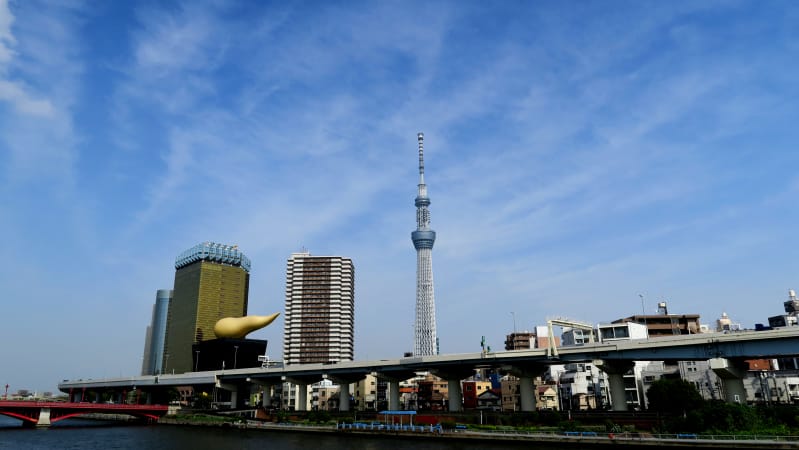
[59,327,799,413]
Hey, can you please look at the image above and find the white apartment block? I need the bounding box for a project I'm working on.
[283,252,355,365]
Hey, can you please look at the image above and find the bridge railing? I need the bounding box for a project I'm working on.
[461,428,799,442]
[0,401,168,410]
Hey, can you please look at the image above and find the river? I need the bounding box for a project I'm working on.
[0,416,574,449]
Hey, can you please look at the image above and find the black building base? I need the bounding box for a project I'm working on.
[192,338,267,372]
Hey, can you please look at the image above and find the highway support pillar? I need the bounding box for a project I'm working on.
[374,371,416,411]
[519,376,535,412]
[263,385,273,408]
[339,383,351,412]
[216,379,239,409]
[594,359,634,412]
[448,379,463,412]
[709,358,748,404]
[503,363,547,412]
[388,380,400,410]
[329,374,364,412]
[284,376,317,411]
[37,408,51,427]
[296,383,308,411]
[433,368,476,412]
[247,378,274,409]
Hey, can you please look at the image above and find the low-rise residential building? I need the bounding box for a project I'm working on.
[314,382,340,411]
[612,302,701,337]
[354,374,378,411]
[506,326,561,351]
[462,380,492,409]
[557,363,607,410]
[500,375,520,411]
[598,322,648,342]
[561,328,594,346]
[477,388,502,411]
[536,385,559,410]
[417,374,448,411]
[504,331,534,350]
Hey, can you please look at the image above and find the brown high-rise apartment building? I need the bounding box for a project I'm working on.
[163,242,250,373]
[283,251,354,365]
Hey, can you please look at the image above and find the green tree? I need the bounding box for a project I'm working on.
[646,378,704,414]
[700,402,759,433]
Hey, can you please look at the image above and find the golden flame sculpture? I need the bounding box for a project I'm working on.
[213,312,280,339]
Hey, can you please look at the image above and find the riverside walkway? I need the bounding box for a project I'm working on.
[229,420,799,449]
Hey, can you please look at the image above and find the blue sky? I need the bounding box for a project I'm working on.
[1,0,798,393]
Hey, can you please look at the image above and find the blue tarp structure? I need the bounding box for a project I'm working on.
[338,411,441,433]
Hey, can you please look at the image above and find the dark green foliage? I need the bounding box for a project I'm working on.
[604,419,622,433]
[646,378,704,414]
[657,401,789,434]
[700,402,758,433]
[537,410,561,426]
[757,404,799,429]
[439,420,457,429]
[507,412,529,427]
[558,420,581,431]
[306,410,331,423]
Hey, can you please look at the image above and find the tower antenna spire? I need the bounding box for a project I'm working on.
[418,132,425,181]
[412,132,437,356]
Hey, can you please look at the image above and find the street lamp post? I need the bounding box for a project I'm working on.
[639,294,648,338]
[164,353,170,375]
[195,350,200,372]
[234,345,239,369]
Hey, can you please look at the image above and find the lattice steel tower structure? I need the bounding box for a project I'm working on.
[412,132,437,356]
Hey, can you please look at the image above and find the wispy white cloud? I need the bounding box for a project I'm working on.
[0,78,53,115]
[134,8,226,76]
[0,0,15,65]
[0,0,54,117]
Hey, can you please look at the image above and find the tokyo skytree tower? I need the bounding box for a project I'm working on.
[411,132,437,356]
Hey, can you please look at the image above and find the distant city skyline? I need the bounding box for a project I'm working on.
[2,1,799,393]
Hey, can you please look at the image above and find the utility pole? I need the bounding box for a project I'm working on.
[639,294,648,338]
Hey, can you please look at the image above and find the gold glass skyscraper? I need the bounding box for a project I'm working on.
[163,242,251,373]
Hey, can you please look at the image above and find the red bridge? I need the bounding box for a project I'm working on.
[0,401,169,427]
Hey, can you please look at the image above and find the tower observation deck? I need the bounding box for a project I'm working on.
[412,132,437,356]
